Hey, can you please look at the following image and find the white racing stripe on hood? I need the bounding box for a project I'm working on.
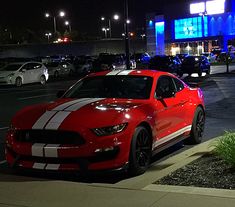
[64,98,105,111]
[106,70,122,75]
[53,98,90,111]
[45,111,71,130]
[117,70,134,75]
[43,98,105,130]
[32,111,58,129]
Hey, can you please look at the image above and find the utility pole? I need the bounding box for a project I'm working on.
[124,0,130,70]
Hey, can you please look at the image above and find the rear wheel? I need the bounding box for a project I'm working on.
[40,75,46,85]
[206,68,211,75]
[15,77,22,87]
[128,126,152,176]
[187,107,205,144]
[54,71,59,79]
[198,69,202,77]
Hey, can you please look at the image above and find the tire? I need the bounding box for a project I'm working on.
[128,126,152,176]
[198,69,202,77]
[206,68,211,75]
[15,77,22,87]
[40,75,46,85]
[187,107,205,144]
[54,71,59,79]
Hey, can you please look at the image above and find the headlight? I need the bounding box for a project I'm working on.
[92,123,128,136]
[7,73,14,78]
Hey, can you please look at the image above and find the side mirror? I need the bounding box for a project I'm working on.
[57,90,65,98]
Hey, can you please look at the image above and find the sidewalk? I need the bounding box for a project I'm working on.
[0,139,234,207]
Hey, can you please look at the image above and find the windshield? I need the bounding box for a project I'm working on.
[2,64,22,71]
[64,75,153,99]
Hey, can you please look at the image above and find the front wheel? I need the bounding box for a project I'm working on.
[40,75,46,85]
[128,126,152,176]
[187,107,205,144]
[15,77,22,87]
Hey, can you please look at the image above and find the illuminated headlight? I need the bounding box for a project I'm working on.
[92,123,128,136]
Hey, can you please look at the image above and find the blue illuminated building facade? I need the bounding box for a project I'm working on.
[146,0,235,55]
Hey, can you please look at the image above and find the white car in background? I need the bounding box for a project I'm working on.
[0,62,49,87]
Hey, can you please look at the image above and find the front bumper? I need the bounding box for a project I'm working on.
[5,129,132,172]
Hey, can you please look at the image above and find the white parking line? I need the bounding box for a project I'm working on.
[0,127,9,131]
[18,94,55,100]
[0,160,6,165]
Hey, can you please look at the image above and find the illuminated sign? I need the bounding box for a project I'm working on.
[190,0,225,15]
[175,17,208,39]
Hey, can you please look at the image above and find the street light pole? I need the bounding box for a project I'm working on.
[108,19,112,38]
[53,16,57,34]
[124,0,130,70]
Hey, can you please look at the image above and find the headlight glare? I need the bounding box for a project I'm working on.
[92,123,127,136]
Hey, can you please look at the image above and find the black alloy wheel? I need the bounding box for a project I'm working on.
[187,107,205,144]
[128,126,152,176]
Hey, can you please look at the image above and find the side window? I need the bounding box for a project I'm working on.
[155,76,176,99]
[173,78,184,92]
[33,63,42,69]
[22,63,33,70]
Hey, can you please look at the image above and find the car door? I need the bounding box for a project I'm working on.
[21,63,33,83]
[153,75,185,147]
[32,63,43,82]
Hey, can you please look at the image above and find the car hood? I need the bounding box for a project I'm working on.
[0,71,15,77]
[12,98,146,130]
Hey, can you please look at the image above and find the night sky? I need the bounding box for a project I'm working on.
[0,0,189,39]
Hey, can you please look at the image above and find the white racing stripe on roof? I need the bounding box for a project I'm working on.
[152,125,192,149]
[106,70,122,75]
[117,70,134,75]
[65,98,105,111]
[32,111,57,129]
[53,98,90,111]
[45,111,71,130]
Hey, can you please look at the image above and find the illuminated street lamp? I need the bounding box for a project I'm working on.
[101,14,120,38]
[65,21,72,33]
[45,10,66,34]
[45,32,52,43]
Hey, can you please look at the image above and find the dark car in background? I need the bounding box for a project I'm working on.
[131,52,151,64]
[181,55,210,76]
[92,54,126,72]
[148,55,182,76]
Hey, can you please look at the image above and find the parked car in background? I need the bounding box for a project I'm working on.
[0,62,49,87]
[201,52,216,63]
[148,55,183,76]
[181,56,210,76]
[92,54,126,72]
[176,54,189,63]
[131,52,151,64]
[73,56,93,75]
[45,61,75,78]
[6,70,205,175]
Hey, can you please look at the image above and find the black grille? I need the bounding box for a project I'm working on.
[15,130,85,145]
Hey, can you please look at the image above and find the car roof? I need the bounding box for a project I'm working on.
[8,61,43,65]
[87,69,175,78]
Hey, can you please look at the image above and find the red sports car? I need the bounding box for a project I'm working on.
[5,70,205,175]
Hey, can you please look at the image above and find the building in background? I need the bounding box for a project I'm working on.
[146,0,235,56]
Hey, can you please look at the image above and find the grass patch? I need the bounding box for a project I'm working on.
[212,131,235,167]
